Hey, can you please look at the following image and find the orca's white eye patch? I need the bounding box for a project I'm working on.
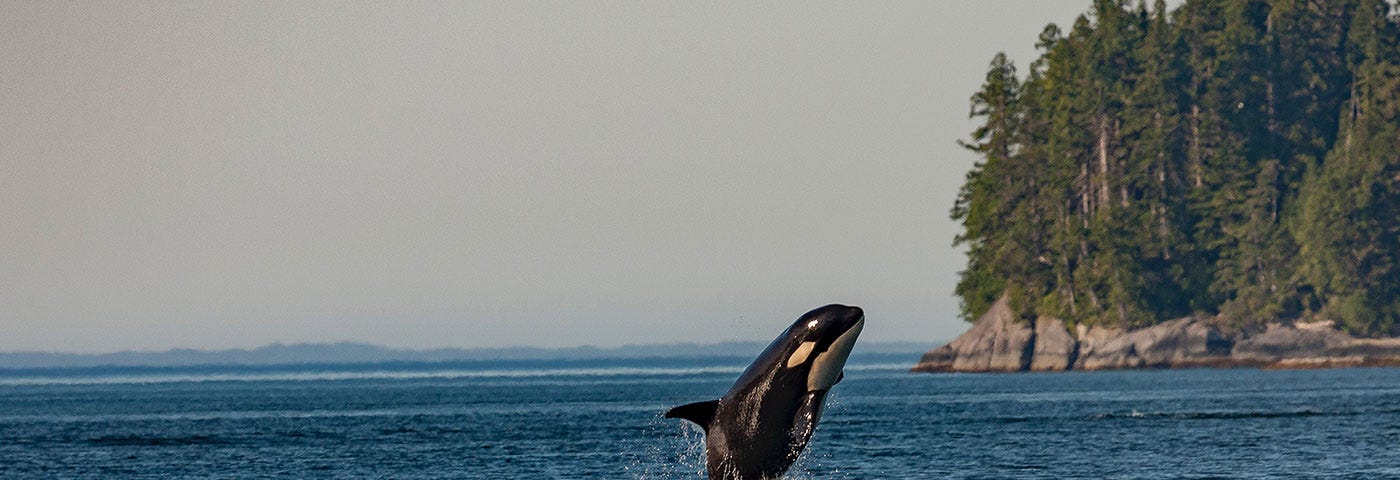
[787,341,817,368]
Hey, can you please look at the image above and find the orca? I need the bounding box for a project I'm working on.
[666,304,865,480]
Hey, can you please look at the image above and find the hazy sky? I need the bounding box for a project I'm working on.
[4,2,1097,353]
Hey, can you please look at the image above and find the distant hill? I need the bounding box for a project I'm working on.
[0,341,935,370]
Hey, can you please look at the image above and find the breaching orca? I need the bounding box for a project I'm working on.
[666,304,864,480]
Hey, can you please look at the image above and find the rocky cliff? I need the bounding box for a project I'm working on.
[912,296,1400,373]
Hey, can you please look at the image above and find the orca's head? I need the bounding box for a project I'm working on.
[778,304,864,392]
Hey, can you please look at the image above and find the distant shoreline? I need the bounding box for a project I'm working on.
[0,341,933,371]
[0,353,928,381]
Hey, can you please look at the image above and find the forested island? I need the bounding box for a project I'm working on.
[916,0,1400,372]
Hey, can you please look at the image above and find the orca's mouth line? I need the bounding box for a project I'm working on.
[817,313,865,351]
[806,316,863,392]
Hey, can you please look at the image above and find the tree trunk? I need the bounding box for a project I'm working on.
[1189,104,1203,188]
[1097,116,1111,211]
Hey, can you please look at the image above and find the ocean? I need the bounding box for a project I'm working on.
[2,356,1399,479]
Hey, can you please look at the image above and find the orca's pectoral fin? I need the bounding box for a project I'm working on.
[787,390,828,462]
[665,399,719,431]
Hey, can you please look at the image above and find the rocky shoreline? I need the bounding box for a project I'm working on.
[912,296,1400,373]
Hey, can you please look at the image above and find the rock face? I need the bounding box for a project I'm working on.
[1232,320,1400,368]
[1070,317,1234,370]
[1029,317,1076,372]
[914,296,1033,372]
[911,303,1400,373]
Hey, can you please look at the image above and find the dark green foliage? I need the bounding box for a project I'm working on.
[1294,0,1400,336]
[952,0,1400,336]
[953,52,1022,320]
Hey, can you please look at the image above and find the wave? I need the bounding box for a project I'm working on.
[969,407,1400,426]
[1092,409,1325,420]
[88,434,229,446]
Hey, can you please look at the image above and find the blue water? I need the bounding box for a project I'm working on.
[3,356,1400,479]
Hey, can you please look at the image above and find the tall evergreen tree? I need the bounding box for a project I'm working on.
[1294,0,1400,336]
[952,52,1021,320]
[1121,0,1197,318]
[950,0,1400,335]
[1177,0,1285,324]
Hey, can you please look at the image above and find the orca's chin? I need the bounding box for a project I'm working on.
[806,316,863,391]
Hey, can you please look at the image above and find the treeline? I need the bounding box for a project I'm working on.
[954,0,1400,336]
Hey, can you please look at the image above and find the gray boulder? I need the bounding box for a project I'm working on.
[912,295,1033,372]
[1071,317,1231,370]
[912,294,1400,372]
[1232,321,1353,362]
[1234,320,1400,367]
[1029,317,1076,371]
[1131,317,1232,366]
[1072,325,1140,370]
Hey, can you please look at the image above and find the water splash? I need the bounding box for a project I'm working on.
[782,391,851,480]
[626,414,707,479]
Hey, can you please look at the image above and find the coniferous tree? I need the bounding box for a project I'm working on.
[1294,0,1400,336]
[1122,0,1196,318]
[950,0,1400,336]
[952,52,1021,320]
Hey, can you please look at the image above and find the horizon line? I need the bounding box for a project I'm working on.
[0,339,942,357]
